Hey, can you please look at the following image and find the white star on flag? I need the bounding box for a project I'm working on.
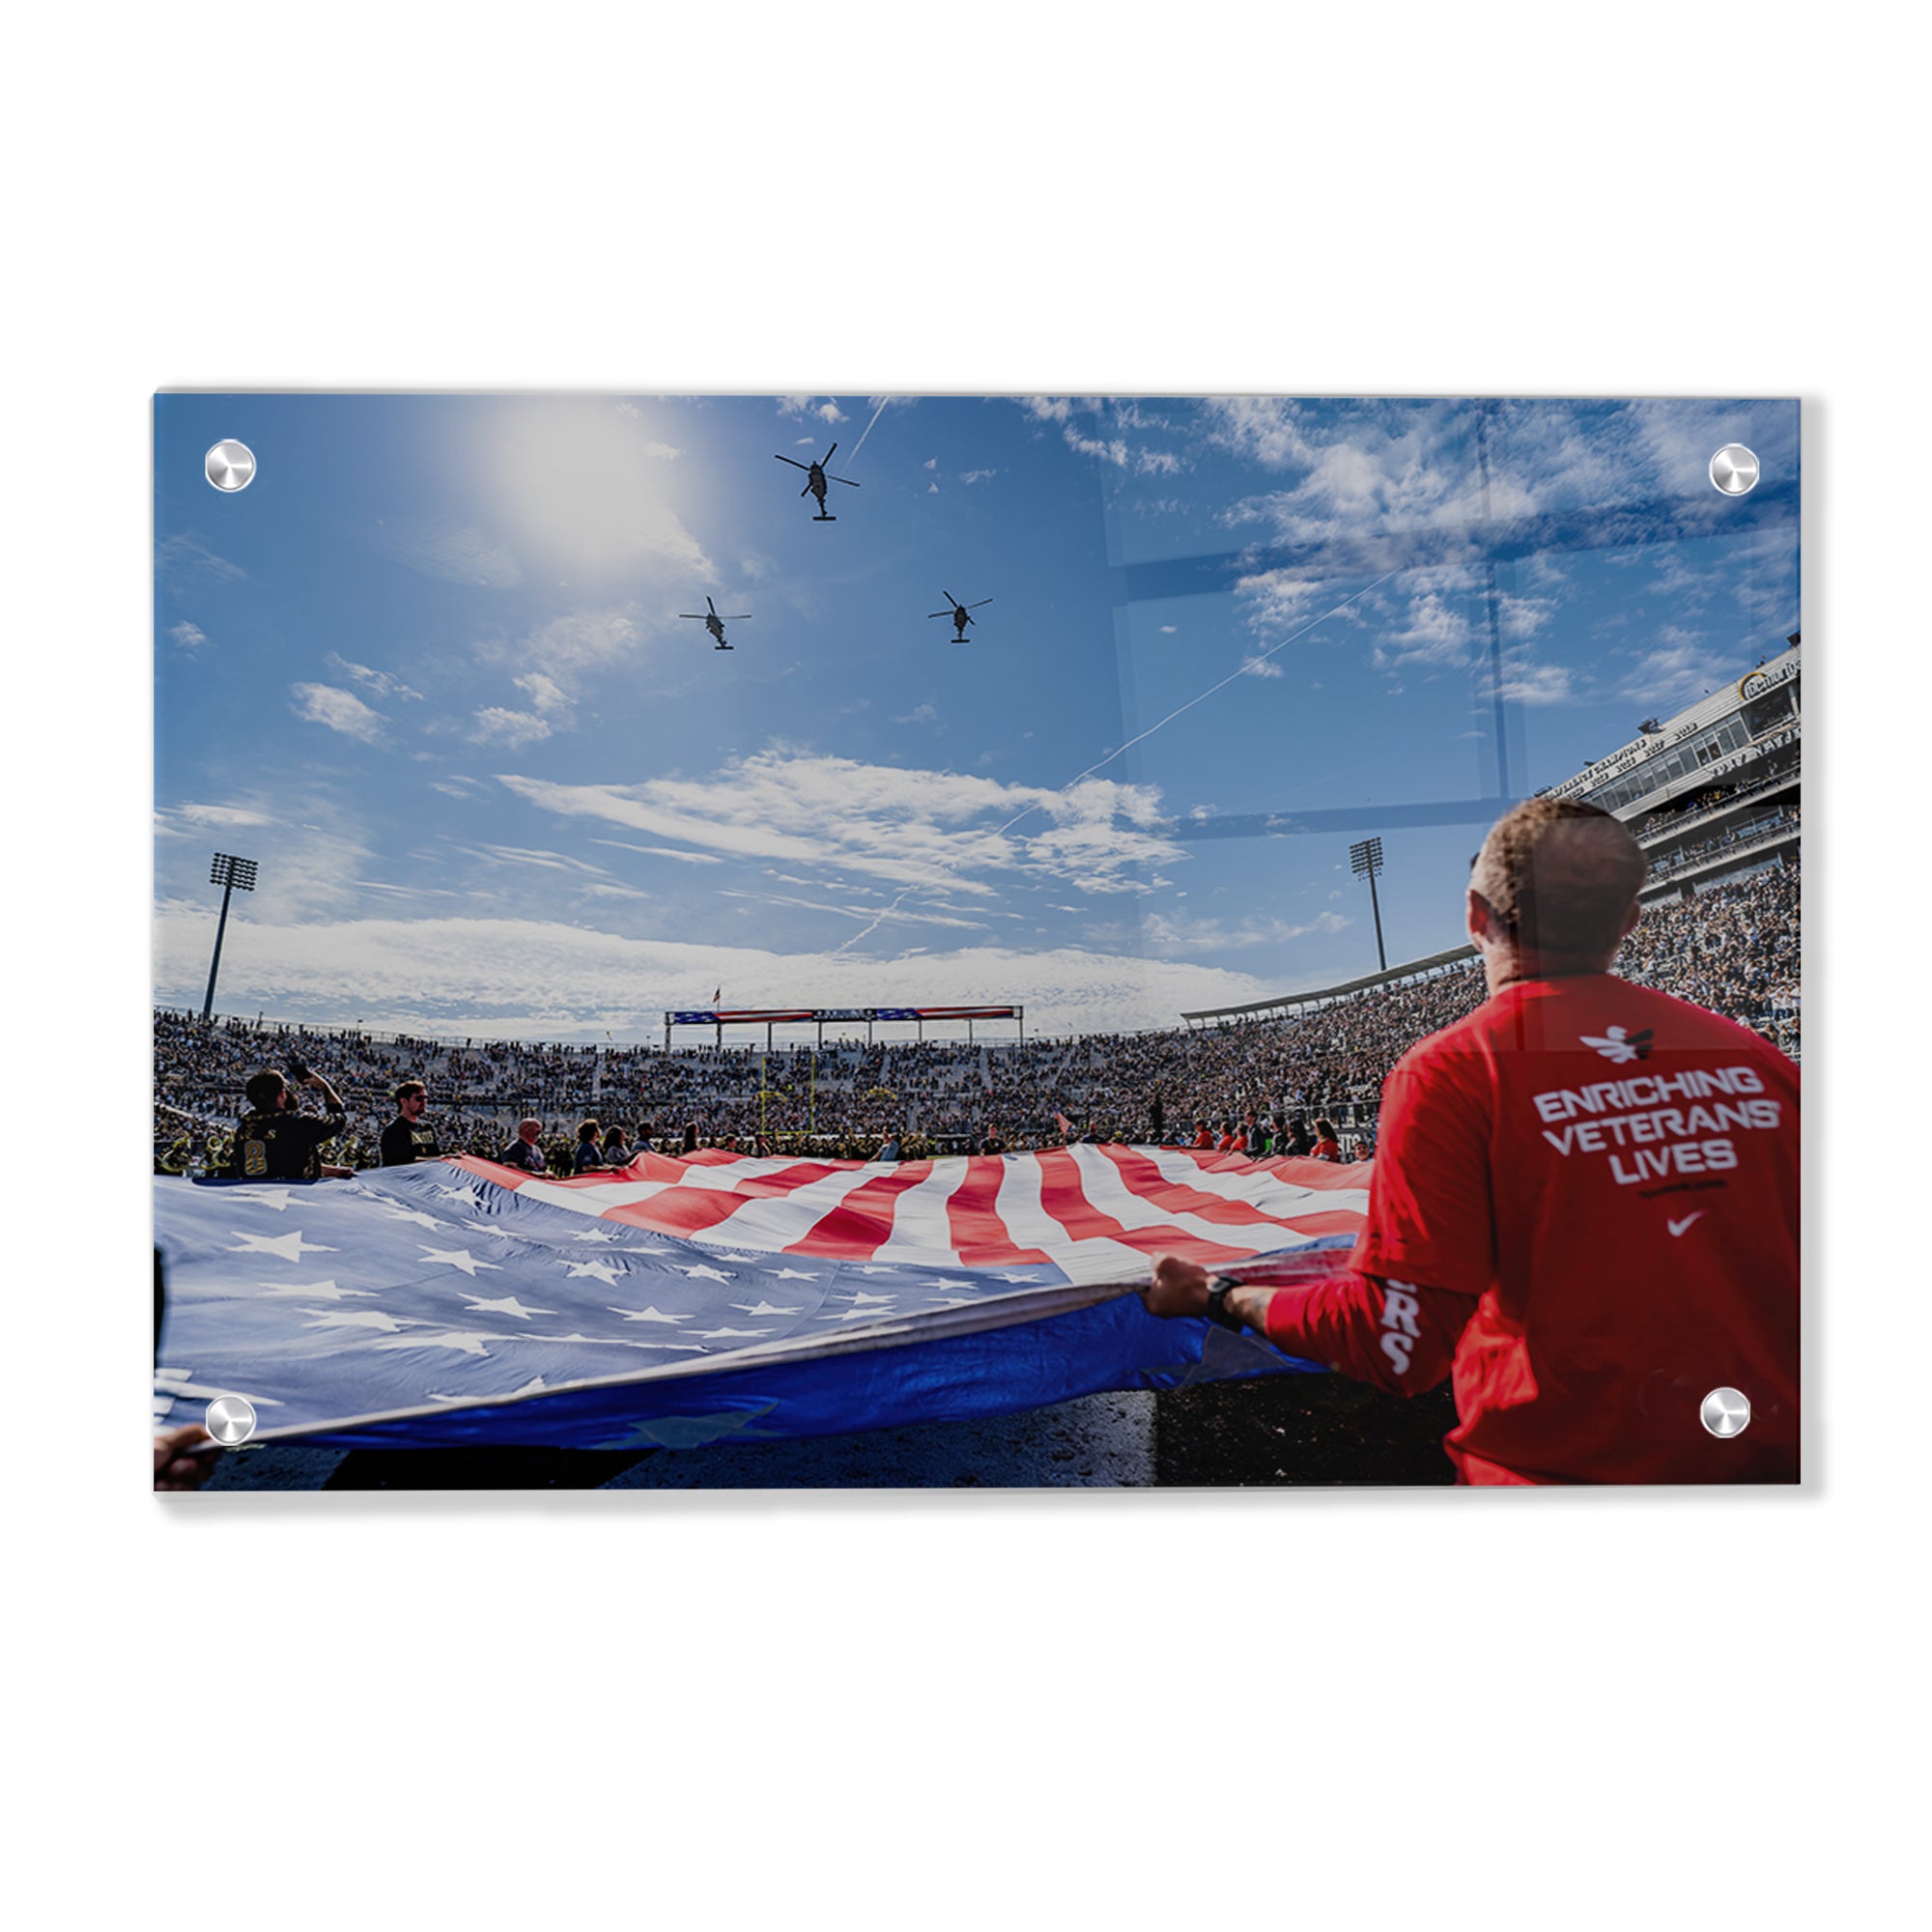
[564,1258,625,1284]
[373,1329,496,1356]
[694,1326,773,1340]
[732,1301,804,1317]
[417,1245,502,1277]
[608,1305,691,1323]
[680,1264,734,1283]
[571,1228,623,1243]
[250,1278,375,1301]
[226,1229,338,1264]
[299,1307,414,1333]
[372,1203,443,1231]
[765,1267,822,1281]
[458,1293,556,1321]
[848,1291,896,1304]
[229,1186,295,1212]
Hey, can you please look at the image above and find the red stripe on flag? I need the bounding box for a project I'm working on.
[1030,1148,1277,1266]
[600,1158,846,1239]
[783,1162,938,1261]
[1100,1146,1359,1236]
[1178,1149,1373,1190]
[943,1156,1057,1269]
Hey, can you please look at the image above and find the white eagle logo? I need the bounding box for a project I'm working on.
[1580,1024,1654,1065]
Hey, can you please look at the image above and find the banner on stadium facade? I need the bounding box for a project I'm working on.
[666,1006,1021,1026]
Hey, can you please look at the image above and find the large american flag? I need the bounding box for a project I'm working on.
[154,1146,1369,1451]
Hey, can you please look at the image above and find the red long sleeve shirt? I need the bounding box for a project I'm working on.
[1254,974,1799,1485]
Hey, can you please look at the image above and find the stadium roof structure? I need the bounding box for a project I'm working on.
[1180,944,1478,1025]
[1183,635,1801,1027]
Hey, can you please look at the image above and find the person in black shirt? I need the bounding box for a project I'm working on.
[227,1067,350,1180]
[572,1119,604,1173]
[496,1117,548,1174]
[379,1080,441,1166]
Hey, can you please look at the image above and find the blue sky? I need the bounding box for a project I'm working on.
[153,394,1799,1040]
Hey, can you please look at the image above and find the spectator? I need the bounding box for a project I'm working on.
[496,1117,548,1174]
[226,1066,350,1180]
[572,1119,603,1174]
[379,1079,440,1166]
[1143,798,1799,1485]
[1309,1119,1342,1162]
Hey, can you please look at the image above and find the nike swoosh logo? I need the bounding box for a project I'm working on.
[1667,1212,1705,1236]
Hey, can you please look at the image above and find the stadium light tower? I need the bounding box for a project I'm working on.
[202,852,258,1021]
[1350,837,1387,973]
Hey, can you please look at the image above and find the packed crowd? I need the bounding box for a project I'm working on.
[154,862,1800,1175]
[1643,806,1799,880]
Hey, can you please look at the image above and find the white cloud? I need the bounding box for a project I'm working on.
[479,609,644,697]
[327,654,425,701]
[589,839,724,867]
[1142,908,1350,953]
[513,671,571,715]
[1238,656,1284,679]
[291,683,385,743]
[719,889,987,931]
[469,706,555,748]
[497,748,1186,902]
[155,800,274,838]
[169,620,209,652]
[1065,425,1128,467]
[150,911,1294,1039]
[778,396,845,425]
[157,533,246,587]
[959,469,996,485]
[365,518,522,589]
[894,701,939,724]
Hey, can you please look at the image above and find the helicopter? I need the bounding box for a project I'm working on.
[927,591,992,642]
[679,595,752,650]
[774,442,860,521]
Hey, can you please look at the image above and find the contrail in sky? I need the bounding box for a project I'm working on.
[831,570,1398,955]
[843,396,893,472]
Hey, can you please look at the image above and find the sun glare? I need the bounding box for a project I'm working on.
[480,399,710,582]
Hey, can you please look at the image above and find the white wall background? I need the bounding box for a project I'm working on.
[8,7,1910,1927]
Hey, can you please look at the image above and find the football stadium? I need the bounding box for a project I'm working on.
[152,394,1802,1492]
[153,639,1801,1490]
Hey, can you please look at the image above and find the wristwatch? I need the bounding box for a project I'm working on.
[1204,1276,1247,1333]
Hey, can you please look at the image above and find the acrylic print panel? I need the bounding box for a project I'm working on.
[151,395,1801,1492]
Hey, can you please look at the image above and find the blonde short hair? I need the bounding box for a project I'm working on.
[1472,798,1643,960]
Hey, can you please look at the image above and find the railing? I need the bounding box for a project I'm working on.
[1637,765,1801,848]
[1642,816,1799,887]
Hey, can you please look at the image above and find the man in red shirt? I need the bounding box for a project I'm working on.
[1144,798,1799,1484]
